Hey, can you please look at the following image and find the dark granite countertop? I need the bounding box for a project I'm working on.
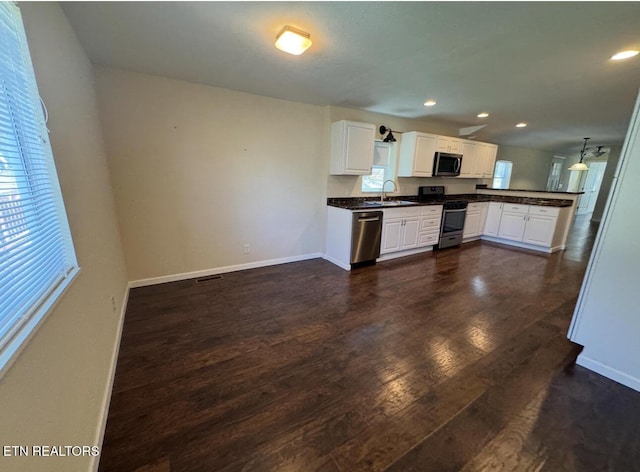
[479,188,584,195]
[327,193,574,210]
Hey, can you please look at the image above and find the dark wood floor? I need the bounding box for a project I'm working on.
[99,215,640,472]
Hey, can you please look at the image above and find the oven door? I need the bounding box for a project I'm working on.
[441,208,467,234]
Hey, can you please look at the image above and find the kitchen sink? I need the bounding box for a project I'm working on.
[364,200,417,207]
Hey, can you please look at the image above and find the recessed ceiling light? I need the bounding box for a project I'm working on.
[516,122,527,128]
[611,50,639,61]
[477,112,489,118]
[275,25,312,55]
[424,100,437,107]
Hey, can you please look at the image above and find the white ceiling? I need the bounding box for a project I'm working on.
[61,2,640,155]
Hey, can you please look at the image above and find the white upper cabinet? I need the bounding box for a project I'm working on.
[330,120,376,175]
[398,131,438,177]
[460,141,481,178]
[456,140,499,178]
[398,130,497,179]
[436,136,463,153]
[479,143,498,178]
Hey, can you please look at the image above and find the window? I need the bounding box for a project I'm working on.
[492,160,513,189]
[0,3,78,372]
[362,141,395,192]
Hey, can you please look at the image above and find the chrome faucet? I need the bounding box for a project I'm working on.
[381,179,397,202]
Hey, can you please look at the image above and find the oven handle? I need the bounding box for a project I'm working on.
[444,208,467,213]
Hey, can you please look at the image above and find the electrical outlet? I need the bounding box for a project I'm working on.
[111,295,116,313]
[243,244,251,254]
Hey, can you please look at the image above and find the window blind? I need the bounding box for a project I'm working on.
[0,2,78,372]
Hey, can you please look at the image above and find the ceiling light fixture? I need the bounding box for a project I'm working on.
[275,25,312,55]
[379,126,396,142]
[424,100,437,107]
[477,112,489,118]
[611,50,639,61]
[568,137,591,171]
[515,122,527,128]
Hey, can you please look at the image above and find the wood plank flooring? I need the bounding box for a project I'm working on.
[99,217,640,471]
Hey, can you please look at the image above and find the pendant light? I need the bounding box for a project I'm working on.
[569,137,590,171]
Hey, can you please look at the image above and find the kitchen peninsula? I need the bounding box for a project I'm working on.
[325,189,581,270]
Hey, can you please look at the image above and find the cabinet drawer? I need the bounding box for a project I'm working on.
[528,205,560,217]
[421,205,443,216]
[502,203,529,214]
[467,202,484,211]
[420,217,441,232]
[383,207,422,218]
[418,232,439,246]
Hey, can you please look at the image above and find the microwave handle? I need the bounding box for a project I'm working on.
[454,157,461,173]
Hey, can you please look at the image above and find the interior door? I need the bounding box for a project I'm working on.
[577,161,608,215]
[546,158,565,191]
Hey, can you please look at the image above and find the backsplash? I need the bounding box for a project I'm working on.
[326,175,492,198]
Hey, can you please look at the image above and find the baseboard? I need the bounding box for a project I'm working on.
[129,253,324,288]
[576,353,640,393]
[377,246,433,262]
[480,236,557,254]
[90,285,130,472]
[323,254,351,271]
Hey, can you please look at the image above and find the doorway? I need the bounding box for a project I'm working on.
[546,156,566,191]
[576,161,607,215]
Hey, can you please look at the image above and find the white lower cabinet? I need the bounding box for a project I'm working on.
[522,206,560,246]
[497,204,529,241]
[381,205,442,254]
[483,202,503,237]
[463,202,488,239]
[484,203,560,250]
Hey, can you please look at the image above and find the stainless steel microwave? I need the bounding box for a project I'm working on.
[433,152,463,177]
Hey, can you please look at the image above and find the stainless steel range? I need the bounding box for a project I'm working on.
[418,186,468,250]
[438,200,468,249]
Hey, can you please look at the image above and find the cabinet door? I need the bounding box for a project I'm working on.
[448,138,462,153]
[482,144,498,178]
[460,141,477,178]
[401,217,421,250]
[381,219,403,254]
[474,144,488,178]
[463,210,481,238]
[436,137,450,152]
[344,122,376,174]
[413,135,437,176]
[436,136,462,153]
[484,202,503,236]
[523,214,556,246]
[398,132,438,177]
[330,121,375,175]
[498,211,528,241]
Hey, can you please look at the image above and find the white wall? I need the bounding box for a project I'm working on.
[0,4,129,472]
[496,145,555,190]
[569,92,640,392]
[94,68,494,284]
[94,67,326,283]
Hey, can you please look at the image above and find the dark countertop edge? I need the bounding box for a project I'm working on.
[327,193,574,210]
[478,188,584,195]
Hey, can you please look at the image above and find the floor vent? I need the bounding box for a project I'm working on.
[195,274,224,283]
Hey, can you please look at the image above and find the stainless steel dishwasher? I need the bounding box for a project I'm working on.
[351,211,383,265]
